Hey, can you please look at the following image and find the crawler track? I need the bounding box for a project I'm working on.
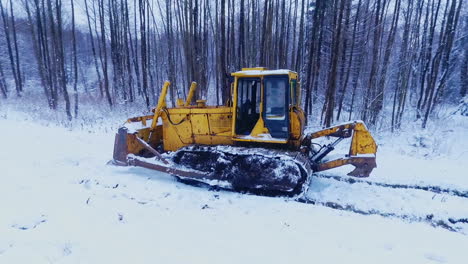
[170,145,312,195]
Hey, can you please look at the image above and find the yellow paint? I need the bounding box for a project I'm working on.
[233,137,288,144]
[125,125,163,155]
[120,68,377,176]
[185,82,197,106]
[127,115,153,126]
[310,121,377,156]
[315,156,376,175]
[230,68,299,145]
[231,75,239,137]
[250,116,269,137]
[191,114,210,135]
[196,100,207,107]
[176,98,184,107]
[160,106,233,151]
[151,81,171,130]
[241,67,268,71]
[315,158,350,171]
[289,107,305,140]
[349,122,378,155]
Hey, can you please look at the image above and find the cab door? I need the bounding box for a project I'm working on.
[263,75,289,138]
[235,78,261,135]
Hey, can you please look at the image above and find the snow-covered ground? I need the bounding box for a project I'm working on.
[1,105,468,263]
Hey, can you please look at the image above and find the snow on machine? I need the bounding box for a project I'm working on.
[112,68,377,195]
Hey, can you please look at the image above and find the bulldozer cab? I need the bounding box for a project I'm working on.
[232,68,300,143]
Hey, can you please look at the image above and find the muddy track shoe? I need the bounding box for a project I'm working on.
[170,145,311,195]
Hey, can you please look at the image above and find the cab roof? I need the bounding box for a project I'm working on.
[231,67,297,78]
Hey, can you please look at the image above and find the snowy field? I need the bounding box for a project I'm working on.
[1,103,468,263]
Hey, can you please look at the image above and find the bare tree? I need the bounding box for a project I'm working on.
[0,0,465,129]
[0,0,21,96]
[0,59,7,98]
[71,0,78,117]
[322,0,346,127]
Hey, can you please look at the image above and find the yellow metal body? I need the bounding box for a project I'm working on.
[120,68,376,175]
[310,121,377,156]
[150,81,171,130]
[308,120,378,173]
[124,115,163,155]
[185,82,197,106]
[126,68,305,152]
[160,106,233,151]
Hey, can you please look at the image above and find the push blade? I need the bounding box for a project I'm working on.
[347,157,376,178]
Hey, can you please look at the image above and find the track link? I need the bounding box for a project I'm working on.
[170,145,311,195]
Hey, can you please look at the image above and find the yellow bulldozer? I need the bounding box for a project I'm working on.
[113,68,377,195]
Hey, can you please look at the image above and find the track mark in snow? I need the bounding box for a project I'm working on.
[313,174,468,198]
[11,215,47,231]
[300,176,468,234]
[296,197,460,232]
[449,218,468,224]
[170,174,468,234]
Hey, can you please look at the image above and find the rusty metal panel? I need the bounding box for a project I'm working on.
[113,127,129,164]
[128,157,209,179]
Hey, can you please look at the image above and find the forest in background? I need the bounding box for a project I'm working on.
[0,0,466,130]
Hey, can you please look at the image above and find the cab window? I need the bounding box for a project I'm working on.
[290,79,297,106]
[264,77,288,120]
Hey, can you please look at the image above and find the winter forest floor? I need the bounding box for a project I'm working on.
[0,94,468,264]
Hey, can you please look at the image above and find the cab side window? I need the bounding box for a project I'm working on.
[290,79,297,106]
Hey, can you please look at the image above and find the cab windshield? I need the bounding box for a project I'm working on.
[264,77,287,120]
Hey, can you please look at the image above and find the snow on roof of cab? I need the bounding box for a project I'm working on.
[232,69,294,76]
